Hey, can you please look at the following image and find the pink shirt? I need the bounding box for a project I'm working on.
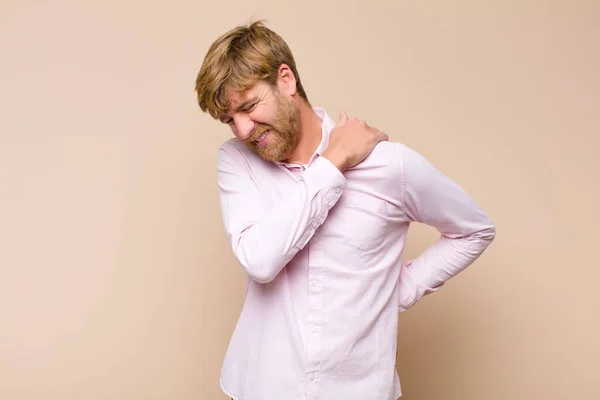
[216,108,496,400]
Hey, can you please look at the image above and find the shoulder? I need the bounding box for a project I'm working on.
[356,140,406,171]
[217,138,259,165]
[217,138,275,178]
[350,141,437,187]
[372,140,404,158]
[367,141,434,170]
[218,138,247,157]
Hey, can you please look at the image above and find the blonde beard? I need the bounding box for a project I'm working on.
[243,93,300,162]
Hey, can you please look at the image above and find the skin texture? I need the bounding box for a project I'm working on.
[221,64,388,169]
[223,81,301,163]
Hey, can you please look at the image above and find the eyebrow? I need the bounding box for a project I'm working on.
[219,96,259,123]
[233,97,259,112]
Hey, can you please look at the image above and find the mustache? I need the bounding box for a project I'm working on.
[245,124,271,143]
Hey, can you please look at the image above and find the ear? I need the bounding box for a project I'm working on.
[276,64,297,97]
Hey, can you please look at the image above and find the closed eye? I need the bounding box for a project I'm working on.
[219,101,257,125]
[219,115,234,125]
[241,103,257,113]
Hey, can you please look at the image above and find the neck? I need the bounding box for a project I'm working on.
[285,101,322,164]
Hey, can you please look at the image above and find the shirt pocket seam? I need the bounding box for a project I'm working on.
[341,193,390,252]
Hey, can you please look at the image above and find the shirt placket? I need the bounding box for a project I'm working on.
[281,161,327,400]
[306,236,325,400]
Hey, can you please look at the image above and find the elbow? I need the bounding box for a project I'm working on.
[462,219,496,251]
[482,222,496,243]
[235,247,282,284]
[246,266,279,284]
[231,230,282,284]
[471,220,496,255]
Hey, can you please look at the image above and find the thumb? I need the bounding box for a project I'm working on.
[336,110,349,126]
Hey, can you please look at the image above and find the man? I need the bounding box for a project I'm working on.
[195,20,496,400]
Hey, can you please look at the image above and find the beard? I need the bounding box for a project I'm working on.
[242,93,300,162]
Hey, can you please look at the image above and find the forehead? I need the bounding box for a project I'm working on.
[225,89,249,106]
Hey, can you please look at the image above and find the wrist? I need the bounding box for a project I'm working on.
[322,150,348,172]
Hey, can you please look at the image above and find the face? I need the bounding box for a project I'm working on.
[221,81,300,162]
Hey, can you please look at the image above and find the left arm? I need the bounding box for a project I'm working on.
[396,143,496,312]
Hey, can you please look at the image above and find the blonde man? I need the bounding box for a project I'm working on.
[195,20,495,400]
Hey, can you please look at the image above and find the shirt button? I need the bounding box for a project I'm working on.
[308,373,316,381]
[311,326,319,333]
[310,280,319,288]
[335,187,342,194]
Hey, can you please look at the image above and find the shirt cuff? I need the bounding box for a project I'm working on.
[398,260,444,313]
[302,155,347,207]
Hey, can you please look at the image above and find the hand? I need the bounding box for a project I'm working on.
[322,111,389,172]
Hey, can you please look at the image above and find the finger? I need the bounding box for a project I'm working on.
[373,129,388,140]
[357,118,368,127]
[336,110,349,126]
[368,126,381,135]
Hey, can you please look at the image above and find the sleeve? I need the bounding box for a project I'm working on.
[217,147,347,283]
[396,144,496,312]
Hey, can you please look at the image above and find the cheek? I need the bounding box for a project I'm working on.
[251,108,276,126]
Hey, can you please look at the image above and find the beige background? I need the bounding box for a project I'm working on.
[1,0,599,399]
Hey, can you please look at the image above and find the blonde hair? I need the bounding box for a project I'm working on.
[195,20,308,119]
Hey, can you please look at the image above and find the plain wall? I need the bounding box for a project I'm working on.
[1,0,598,399]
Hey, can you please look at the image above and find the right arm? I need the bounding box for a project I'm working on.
[217,148,345,283]
[217,112,387,283]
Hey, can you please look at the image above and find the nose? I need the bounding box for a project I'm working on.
[232,113,255,140]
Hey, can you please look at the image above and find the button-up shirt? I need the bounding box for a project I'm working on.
[216,107,496,400]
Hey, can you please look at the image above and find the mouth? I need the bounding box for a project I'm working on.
[253,129,270,148]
